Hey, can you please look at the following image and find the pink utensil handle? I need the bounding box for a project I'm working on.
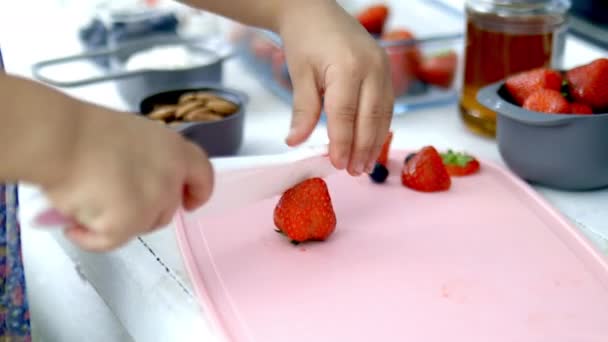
[34,208,73,228]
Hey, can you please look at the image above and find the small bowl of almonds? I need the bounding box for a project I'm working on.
[139,86,248,156]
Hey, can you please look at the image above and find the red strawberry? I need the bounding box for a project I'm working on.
[271,49,291,89]
[441,150,480,177]
[274,178,337,243]
[357,4,389,36]
[416,50,458,88]
[570,102,593,115]
[401,146,451,192]
[505,68,563,105]
[382,29,421,95]
[382,29,414,41]
[376,131,393,166]
[566,58,608,111]
[249,34,278,60]
[523,89,570,114]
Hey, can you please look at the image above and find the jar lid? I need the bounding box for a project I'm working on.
[468,0,571,14]
[497,0,554,3]
[485,0,565,2]
[473,0,570,5]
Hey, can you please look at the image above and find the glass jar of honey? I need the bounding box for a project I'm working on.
[459,0,571,136]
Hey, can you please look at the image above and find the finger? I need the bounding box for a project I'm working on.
[350,72,391,175]
[323,67,362,171]
[286,67,322,146]
[72,201,154,251]
[365,79,394,173]
[182,143,214,211]
[65,224,125,252]
[150,206,177,232]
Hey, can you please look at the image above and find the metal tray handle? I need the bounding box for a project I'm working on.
[31,47,147,87]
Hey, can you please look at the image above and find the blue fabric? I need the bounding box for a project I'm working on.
[0,48,32,340]
[0,185,31,340]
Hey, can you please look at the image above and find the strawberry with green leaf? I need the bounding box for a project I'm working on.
[441,150,480,177]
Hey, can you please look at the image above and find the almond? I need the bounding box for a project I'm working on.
[178,92,199,104]
[183,108,224,122]
[206,99,238,115]
[194,92,222,102]
[176,101,205,119]
[148,105,176,121]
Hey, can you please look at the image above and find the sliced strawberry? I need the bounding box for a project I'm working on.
[271,49,291,89]
[381,29,414,41]
[523,89,570,114]
[441,150,480,176]
[274,178,337,243]
[376,131,393,166]
[566,58,608,111]
[382,29,421,71]
[382,29,421,95]
[401,146,451,192]
[249,34,278,61]
[416,50,458,88]
[570,102,593,115]
[356,4,389,36]
[505,68,563,105]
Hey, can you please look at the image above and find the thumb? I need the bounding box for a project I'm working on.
[182,143,214,211]
[285,66,322,146]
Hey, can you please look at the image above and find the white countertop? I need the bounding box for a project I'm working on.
[3,1,608,341]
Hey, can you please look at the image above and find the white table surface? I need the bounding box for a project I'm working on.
[3,1,608,341]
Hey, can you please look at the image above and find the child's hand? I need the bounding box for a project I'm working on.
[42,106,213,252]
[279,0,394,176]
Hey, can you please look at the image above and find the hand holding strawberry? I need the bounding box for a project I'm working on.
[278,1,394,176]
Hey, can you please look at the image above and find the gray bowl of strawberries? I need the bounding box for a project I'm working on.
[477,58,608,191]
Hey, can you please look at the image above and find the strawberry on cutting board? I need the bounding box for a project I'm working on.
[441,150,480,176]
[505,68,563,106]
[522,89,570,114]
[356,4,389,36]
[274,178,337,244]
[376,131,393,166]
[565,58,608,111]
[416,50,458,89]
[401,146,451,192]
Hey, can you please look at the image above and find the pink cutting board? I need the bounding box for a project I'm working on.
[175,151,608,342]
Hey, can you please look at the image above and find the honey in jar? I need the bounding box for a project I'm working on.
[460,0,570,136]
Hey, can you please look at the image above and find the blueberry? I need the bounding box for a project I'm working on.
[369,163,389,183]
[405,153,416,164]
